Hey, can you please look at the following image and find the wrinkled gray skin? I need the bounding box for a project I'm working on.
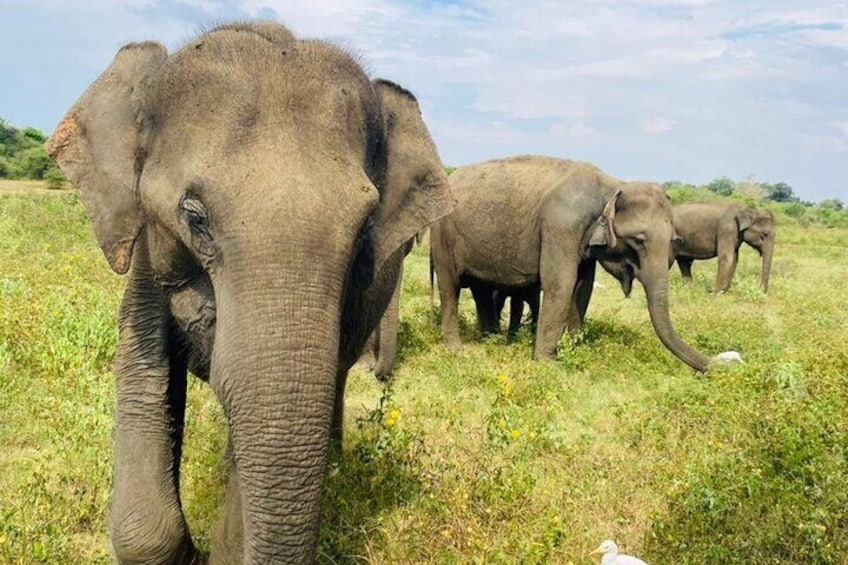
[48,22,452,564]
[431,155,712,371]
[673,202,775,293]
[357,239,413,381]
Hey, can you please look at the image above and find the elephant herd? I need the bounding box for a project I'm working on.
[367,157,776,377]
[47,22,775,564]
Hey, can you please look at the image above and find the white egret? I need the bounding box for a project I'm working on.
[590,539,648,565]
[715,350,744,363]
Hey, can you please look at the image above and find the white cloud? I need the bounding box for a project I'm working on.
[831,122,848,136]
[642,117,675,133]
[550,121,597,140]
[4,0,847,199]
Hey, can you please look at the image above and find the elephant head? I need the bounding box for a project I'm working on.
[585,183,710,372]
[736,207,775,292]
[49,22,451,563]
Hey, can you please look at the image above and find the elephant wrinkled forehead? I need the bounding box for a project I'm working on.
[140,30,377,155]
[619,182,670,212]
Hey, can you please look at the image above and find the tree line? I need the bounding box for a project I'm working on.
[0,117,65,187]
[2,117,844,214]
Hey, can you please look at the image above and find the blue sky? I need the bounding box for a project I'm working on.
[2,0,847,201]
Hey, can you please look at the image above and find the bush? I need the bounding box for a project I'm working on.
[44,167,67,190]
[0,117,56,181]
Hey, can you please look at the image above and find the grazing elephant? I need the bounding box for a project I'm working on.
[48,22,452,564]
[431,155,714,371]
[673,202,775,292]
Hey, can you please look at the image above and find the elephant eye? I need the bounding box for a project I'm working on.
[629,233,647,246]
[179,195,216,259]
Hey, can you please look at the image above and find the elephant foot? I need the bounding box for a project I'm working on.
[533,349,558,364]
[443,335,462,352]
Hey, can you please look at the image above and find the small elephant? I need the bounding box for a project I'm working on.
[431,155,714,371]
[48,22,452,564]
[673,202,775,292]
[477,250,656,338]
[492,284,541,337]
[490,257,636,337]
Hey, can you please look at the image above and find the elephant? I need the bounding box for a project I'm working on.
[430,155,715,371]
[672,202,775,293]
[491,284,541,337]
[47,22,453,564]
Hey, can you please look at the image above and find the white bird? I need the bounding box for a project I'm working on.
[590,539,648,565]
[715,350,744,363]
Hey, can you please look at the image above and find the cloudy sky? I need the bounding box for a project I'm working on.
[2,1,846,200]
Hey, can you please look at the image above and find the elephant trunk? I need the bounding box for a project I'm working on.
[640,260,711,372]
[211,268,343,563]
[760,238,774,293]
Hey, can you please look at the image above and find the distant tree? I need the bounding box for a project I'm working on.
[17,146,53,179]
[0,116,66,183]
[766,182,798,203]
[706,176,735,196]
[819,198,844,210]
[735,179,767,200]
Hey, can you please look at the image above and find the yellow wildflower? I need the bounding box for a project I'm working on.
[510,429,520,440]
[384,408,401,428]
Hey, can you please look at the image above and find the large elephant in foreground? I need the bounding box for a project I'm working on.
[430,155,716,371]
[48,22,452,564]
[673,202,775,292]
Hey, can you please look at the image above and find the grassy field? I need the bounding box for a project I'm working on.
[1,184,846,564]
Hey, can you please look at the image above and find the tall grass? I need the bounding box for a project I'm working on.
[1,189,846,563]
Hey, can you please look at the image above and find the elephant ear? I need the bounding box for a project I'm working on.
[672,226,684,247]
[735,207,757,232]
[48,41,167,274]
[588,189,621,249]
[371,79,454,266]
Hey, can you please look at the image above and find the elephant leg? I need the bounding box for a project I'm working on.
[527,289,540,334]
[470,282,498,335]
[566,260,596,333]
[507,296,524,337]
[494,291,508,331]
[677,258,694,281]
[435,262,462,349]
[373,266,403,381]
[535,246,579,361]
[355,330,378,371]
[716,249,739,292]
[210,438,244,564]
[110,268,198,564]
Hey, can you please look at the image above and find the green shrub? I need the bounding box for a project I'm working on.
[44,166,67,190]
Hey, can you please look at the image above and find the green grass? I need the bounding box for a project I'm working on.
[1,188,846,564]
